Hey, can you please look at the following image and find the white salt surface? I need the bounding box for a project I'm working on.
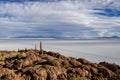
[0,39,120,65]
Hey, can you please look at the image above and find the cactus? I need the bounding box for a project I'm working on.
[18,48,20,52]
[35,44,37,51]
[25,48,27,52]
[40,41,43,55]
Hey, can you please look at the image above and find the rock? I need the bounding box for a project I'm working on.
[99,62,120,72]
[0,49,120,80]
[44,65,67,80]
[98,65,116,78]
[68,57,82,67]
[0,68,22,80]
[90,67,98,74]
[77,58,91,65]
[23,65,47,80]
[45,51,65,59]
[61,59,71,68]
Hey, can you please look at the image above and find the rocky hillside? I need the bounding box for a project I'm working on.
[0,49,120,80]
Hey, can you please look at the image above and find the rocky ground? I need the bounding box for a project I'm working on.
[0,49,120,80]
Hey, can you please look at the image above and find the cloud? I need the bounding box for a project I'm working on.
[0,0,120,38]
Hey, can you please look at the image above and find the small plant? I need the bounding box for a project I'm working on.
[16,54,23,59]
[63,64,69,68]
[0,78,4,80]
[50,61,57,66]
[14,65,19,70]
[30,63,35,67]
[70,77,89,80]
[95,72,103,77]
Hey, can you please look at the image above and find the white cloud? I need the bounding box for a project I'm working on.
[0,0,120,38]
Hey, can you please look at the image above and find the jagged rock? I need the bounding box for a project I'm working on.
[90,66,98,74]
[77,58,91,65]
[98,65,116,77]
[0,68,22,80]
[68,57,82,67]
[0,49,120,80]
[22,65,48,80]
[45,51,65,59]
[0,51,19,61]
[19,52,41,68]
[99,62,120,72]
[61,59,71,68]
[67,67,82,78]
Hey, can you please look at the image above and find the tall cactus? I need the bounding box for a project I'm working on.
[35,44,37,52]
[25,48,27,52]
[18,48,20,52]
[40,41,43,54]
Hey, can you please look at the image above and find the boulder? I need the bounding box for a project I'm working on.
[0,68,22,80]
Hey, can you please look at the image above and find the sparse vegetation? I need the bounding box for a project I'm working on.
[95,72,103,77]
[30,63,35,67]
[63,64,69,68]
[70,77,89,80]
[0,78,3,80]
[16,54,23,59]
[14,65,19,70]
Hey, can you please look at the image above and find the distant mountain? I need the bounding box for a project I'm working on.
[13,35,73,39]
[13,35,120,39]
[0,0,62,3]
[97,36,120,39]
[14,35,56,39]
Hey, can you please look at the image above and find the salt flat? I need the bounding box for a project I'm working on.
[0,39,120,65]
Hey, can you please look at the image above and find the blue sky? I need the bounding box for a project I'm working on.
[0,0,120,39]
